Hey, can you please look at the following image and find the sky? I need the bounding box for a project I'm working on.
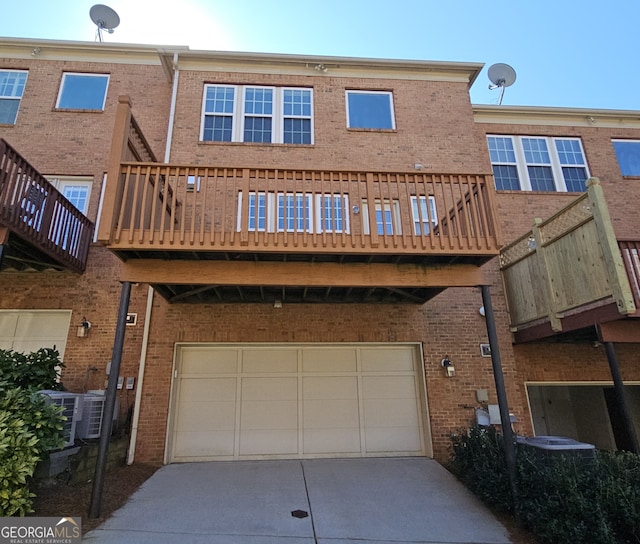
[1,0,638,110]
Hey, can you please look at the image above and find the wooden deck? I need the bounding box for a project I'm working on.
[98,97,501,266]
[0,139,93,273]
[96,96,501,304]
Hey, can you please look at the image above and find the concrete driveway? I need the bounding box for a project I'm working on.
[84,458,512,544]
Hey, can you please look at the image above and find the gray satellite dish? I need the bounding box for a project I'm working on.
[90,4,120,42]
[487,63,516,105]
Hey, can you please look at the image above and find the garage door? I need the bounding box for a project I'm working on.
[168,344,430,462]
[0,310,72,357]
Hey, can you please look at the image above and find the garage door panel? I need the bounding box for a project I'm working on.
[361,348,415,372]
[364,399,420,427]
[242,349,297,373]
[240,430,298,455]
[171,344,426,461]
[180,378,237,400]
[242,377,297,400]
[302,349,357,372]
[0,311,71,357]
[176,401,236,431]
[304,399,360,428]
[241,401,298,429]
[365,427,422,452]
[181,349,237,374]
[303,376,358,400]
[174,431,235,457]
[363,376,417,399]
[304,428,361,454]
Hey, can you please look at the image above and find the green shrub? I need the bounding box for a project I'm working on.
[0,349,67,516]
[0,347,65,391]
[449,425,640,544]
[449,424,513,512]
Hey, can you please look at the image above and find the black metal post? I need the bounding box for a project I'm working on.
[89,281,132,518]
[604,341,639,454]
[480,285,518,511]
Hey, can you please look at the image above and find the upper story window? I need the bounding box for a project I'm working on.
[201,85,313,144]
[346,90,395,130]
[56,73,109,111]
[488,135,589,192]
[612,140,640,176]
[0,70,28,124]
[47,177,92,215]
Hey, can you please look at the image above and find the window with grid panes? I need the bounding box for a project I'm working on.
[0,70,28,124]
[488,135,589,192]
[202,85,312,144]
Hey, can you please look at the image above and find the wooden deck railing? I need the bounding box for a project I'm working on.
[97,96,500,259]
[99,164,500,256]
[500,177,637,332]
[620,240,640,310]
[0,139,93,273]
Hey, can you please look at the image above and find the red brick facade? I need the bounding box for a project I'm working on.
[1,40,638,465]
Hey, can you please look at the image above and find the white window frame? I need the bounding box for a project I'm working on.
[362,199,402,235]
[277,193,313,233]
[345,90,396,130]
[201,85,313,144]
[0,69,28,124]
[237,192,350,233]
[410,196,438,235]
[56,72,109,111]
[316,194,350,234]
[47,176,92,215]
[612,139,640,177]
[487,135,589,192]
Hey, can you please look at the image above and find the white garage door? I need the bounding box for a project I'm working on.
[0,310,72,357]
[168,343,430,462]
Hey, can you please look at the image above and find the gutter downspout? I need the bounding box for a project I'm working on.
[127,52,180,465]
[127,285,154,465]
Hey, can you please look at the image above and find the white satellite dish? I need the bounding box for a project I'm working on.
[90,4,120,42]
[487,63,516,105]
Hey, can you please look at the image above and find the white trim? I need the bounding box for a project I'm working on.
[345,89,396,130]
[55,72,110,111]
[487,135,590,192]
[201,84,313,144]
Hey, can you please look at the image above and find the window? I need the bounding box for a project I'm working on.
[238,192,348,233]
[56,73,109,111]
[362,199,402,235]
[318,194,349,233]
[411,196,438,235]
[488,136,589,192]
[346,90,395,130]
[277,193,312,232]
[202,85,313,144]
[612,140,640,176]
[0,70,28,124]
[47,177,92,215]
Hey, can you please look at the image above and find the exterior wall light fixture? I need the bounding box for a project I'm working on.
[441,356,455,377]
[77,317,92,337]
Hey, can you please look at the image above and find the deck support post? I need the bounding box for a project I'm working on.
[603,339,639,454]
[89,281,132,518]
[480,284,518,513]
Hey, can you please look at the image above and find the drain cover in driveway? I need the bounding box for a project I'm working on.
[291,510,309,519]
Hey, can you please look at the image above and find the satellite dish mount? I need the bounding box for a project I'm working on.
[90,4,120,42]
[487,63,517,105]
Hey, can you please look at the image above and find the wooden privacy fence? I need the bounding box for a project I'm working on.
[500,177,637,331]
[0,139,93,272]
[100,164,500,256]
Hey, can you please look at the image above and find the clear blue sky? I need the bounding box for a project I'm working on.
[1,0,638,110]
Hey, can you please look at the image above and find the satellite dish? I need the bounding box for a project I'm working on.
[90,4,120,42]
[487,63,517,105]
